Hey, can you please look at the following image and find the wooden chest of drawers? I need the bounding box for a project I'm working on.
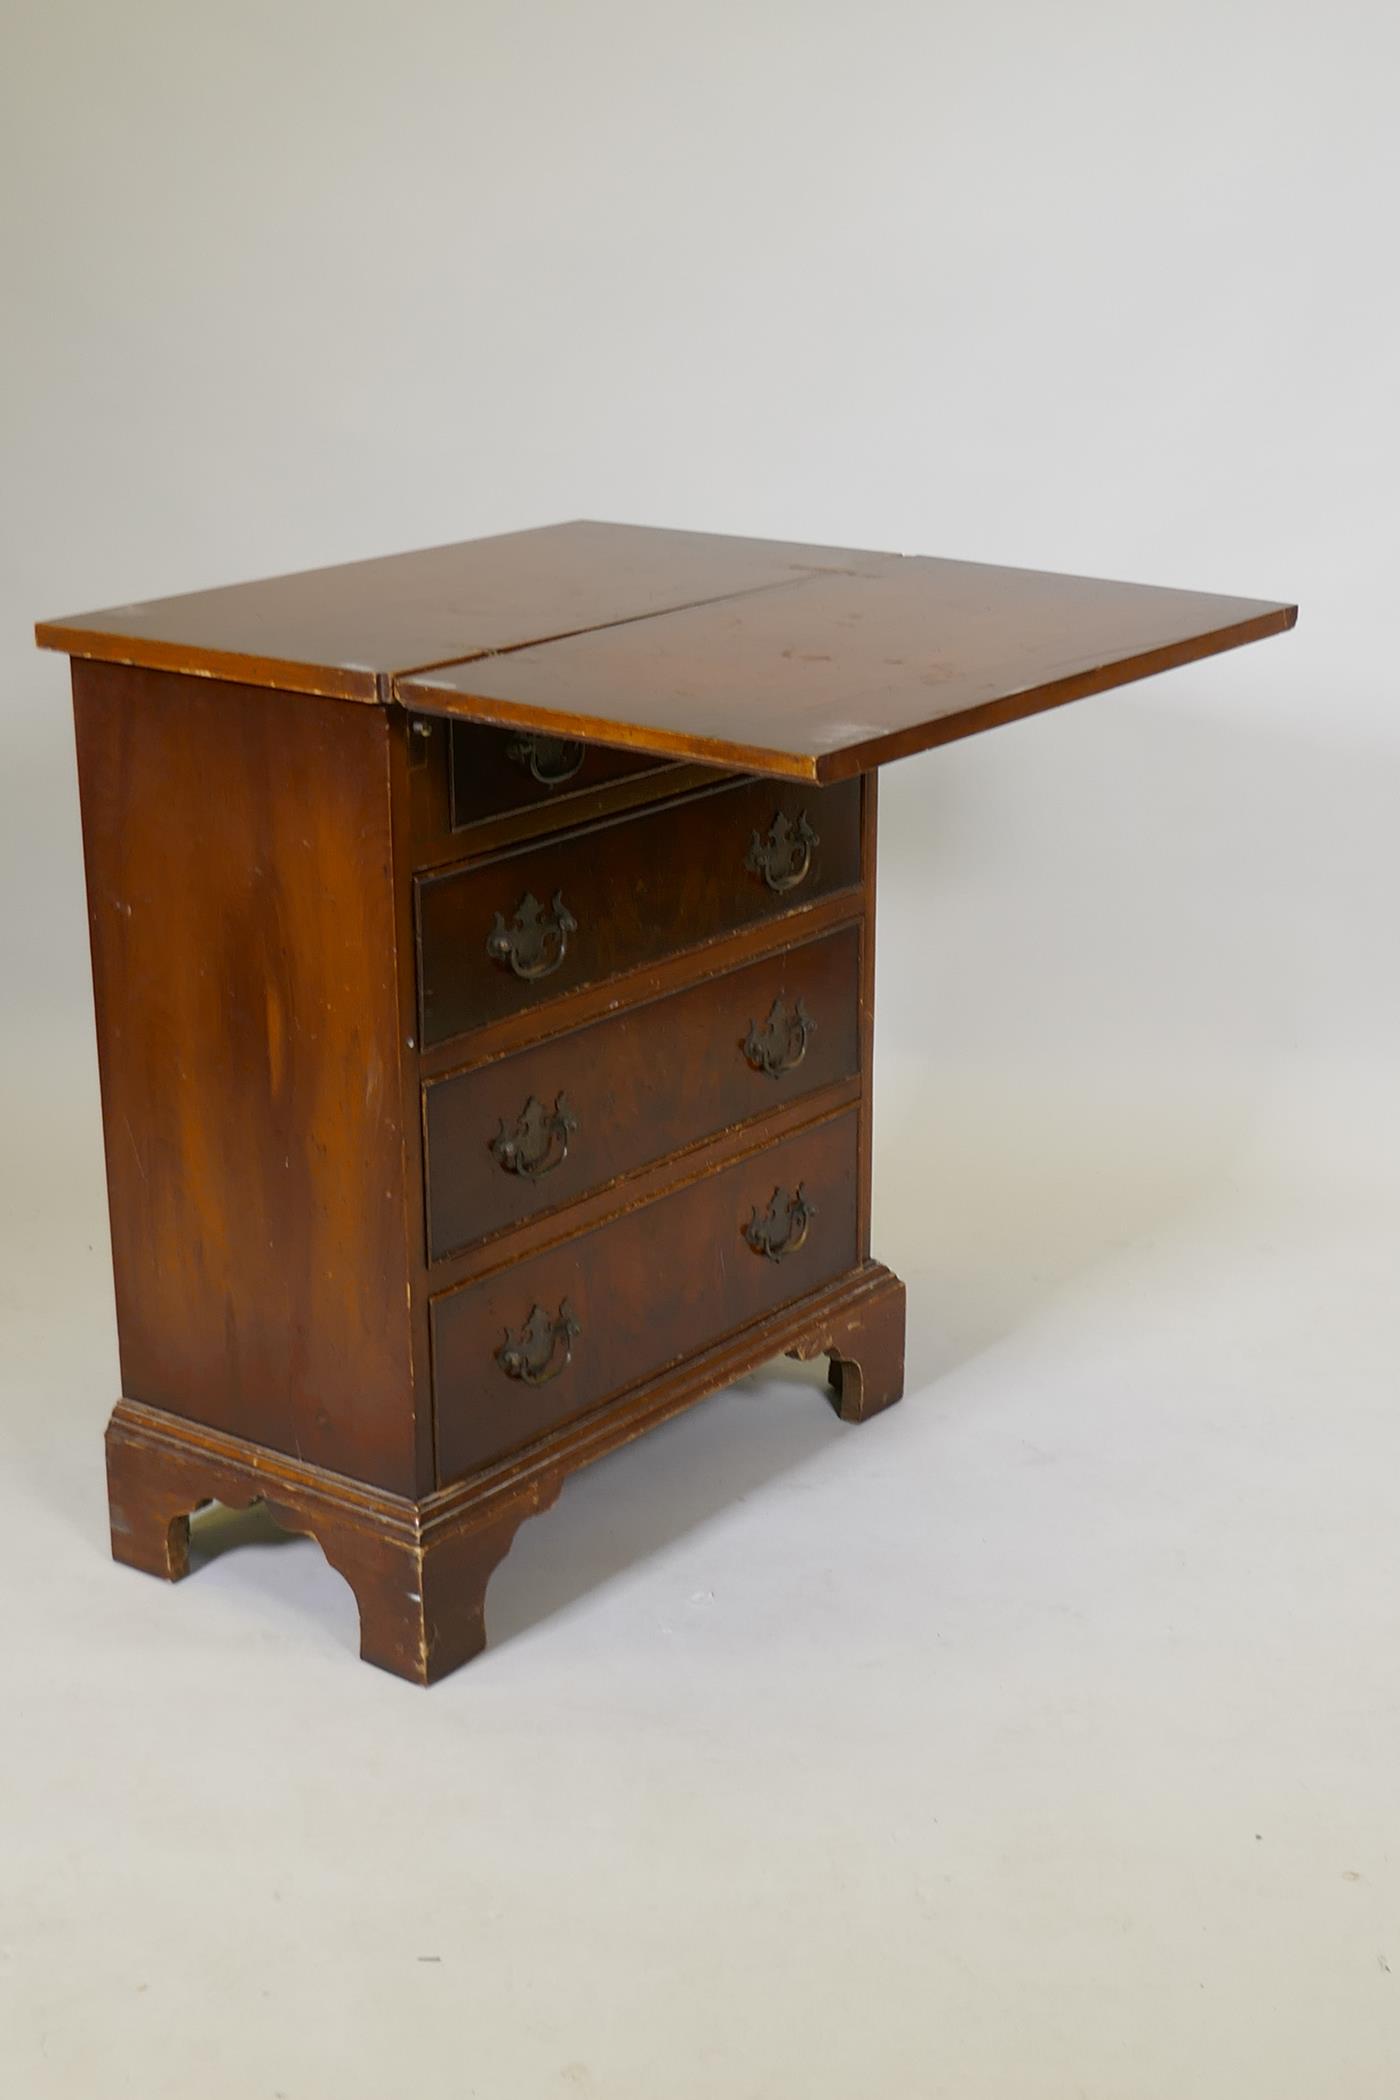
[37,520,1295,1683]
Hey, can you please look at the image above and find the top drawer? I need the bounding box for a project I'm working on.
[408,717,691,870]
[447,722,676,829]
[416,775,863,1048]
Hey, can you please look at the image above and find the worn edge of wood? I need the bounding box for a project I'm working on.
[398,683,826,780]
[107,1257,903,1541]
[33,572,816,708]
[398,603,1299,784]
[815,603,1300,779]
[33,625,382,702]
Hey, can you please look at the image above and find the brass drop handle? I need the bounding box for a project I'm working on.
[744,1182,816,1263]
[490,1092,577,1179]
[496,1299,580,1386]
[486,890,577,981]
[745,809,818,894]
[506,733,587,787]
[743,997,814,1079]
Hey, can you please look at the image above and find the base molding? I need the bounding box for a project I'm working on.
[106,1258,907,1685]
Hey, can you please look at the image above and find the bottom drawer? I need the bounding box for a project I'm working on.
[432,1110,860,1481]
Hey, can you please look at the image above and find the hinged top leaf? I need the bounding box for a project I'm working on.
[38,519,1295,782]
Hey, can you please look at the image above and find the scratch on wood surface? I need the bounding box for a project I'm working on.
[123,1115,148,1185]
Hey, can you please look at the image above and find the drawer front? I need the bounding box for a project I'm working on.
[448,721,675,830]
[424,925,861,1260]
[432,1110,860,1480]
[416,775,862,1049]
[408,715,722,874]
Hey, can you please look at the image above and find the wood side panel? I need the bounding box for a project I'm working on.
[386,712,437,1493]
[433,1110,860,1481]
[424,924,861,1259]
[417,776,862,1047]
[72,662,420,1494]
[857,772,878,1261]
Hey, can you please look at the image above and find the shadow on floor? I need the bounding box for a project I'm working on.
[172,1361,854,1663]
[485,1359,848,1648]
[187,1497,305,1566]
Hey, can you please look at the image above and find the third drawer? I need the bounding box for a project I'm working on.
[423,923,861,1260]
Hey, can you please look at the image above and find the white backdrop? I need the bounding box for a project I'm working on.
[4,5,1399,2096]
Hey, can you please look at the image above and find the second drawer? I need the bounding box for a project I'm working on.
[423,924,861,1260]
[415,774,863,1048]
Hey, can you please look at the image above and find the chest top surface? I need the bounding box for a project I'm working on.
[38,519,1295,782]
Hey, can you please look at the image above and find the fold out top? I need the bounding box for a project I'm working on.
[402,554,1295,781]
[38,519,1295,779]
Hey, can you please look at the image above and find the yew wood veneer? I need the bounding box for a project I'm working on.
[37,521,1296,1684]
